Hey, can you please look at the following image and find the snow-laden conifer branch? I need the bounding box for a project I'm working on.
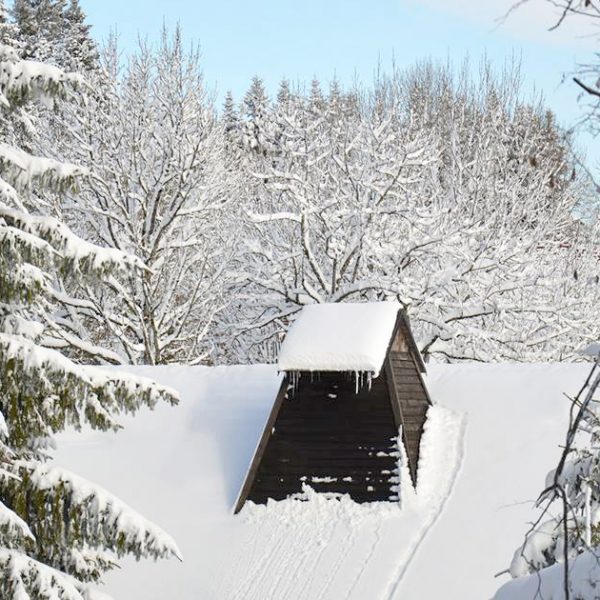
[1,462,182,564]
[0,31,181,597]
[0,333,177,449]
[0,548,114,600]
[0,43,83,110]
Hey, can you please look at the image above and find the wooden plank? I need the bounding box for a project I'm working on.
[233,376,289,514]
[263,440,397,451]
[260,452,396,463]
[393,384,427,394]
[397,312,427,373]
[391,369,421,378]
[385,354,419,487]
[245,363,402,507]
[253,473,397,486]
[384,356,403,430]
[248,490,396,504]
[256,459,398,473]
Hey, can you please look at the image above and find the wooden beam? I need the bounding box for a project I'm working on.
[398,311,427,373]
[233,375,289,514]
[384,355,419,487]
[384,356,403,430]
[403,349,433,407]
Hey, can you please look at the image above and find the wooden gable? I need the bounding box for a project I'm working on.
[234,309,431,514]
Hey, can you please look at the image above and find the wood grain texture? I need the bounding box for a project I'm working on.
[236,309,431,512]
[246,370,400,505]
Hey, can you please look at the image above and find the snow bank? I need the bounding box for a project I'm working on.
[221,404,464,600]
[51,362,589,599]
[495,548,600,600]
[277,302,400,376]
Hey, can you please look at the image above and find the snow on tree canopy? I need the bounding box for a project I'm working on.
[277,302,400,377]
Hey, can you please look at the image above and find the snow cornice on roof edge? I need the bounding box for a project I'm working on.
[277,302,401,378]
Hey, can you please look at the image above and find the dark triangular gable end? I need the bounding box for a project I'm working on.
[233,309,431,514]
[383,310,432,486]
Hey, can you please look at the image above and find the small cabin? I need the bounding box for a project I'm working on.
[234,302,431,513]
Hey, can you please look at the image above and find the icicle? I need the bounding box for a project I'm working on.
[355,371,359,394]
[367,371,373,391]
[289,370,300,395]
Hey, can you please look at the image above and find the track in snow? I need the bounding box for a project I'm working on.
[218,405,466,600]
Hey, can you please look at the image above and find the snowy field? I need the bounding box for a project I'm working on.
[52,363,590,600]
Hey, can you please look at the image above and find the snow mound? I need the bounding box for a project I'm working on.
[277,302,400,376]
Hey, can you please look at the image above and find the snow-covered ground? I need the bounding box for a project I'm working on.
[52,363,590,599]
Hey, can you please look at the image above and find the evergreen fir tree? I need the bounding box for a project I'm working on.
[223,89,241,154]
[309,77,324,115]
[276,78,291,107]
[62,0,98,71]
[10,0,94,70]
[0,0,19,46]
[242,75,270,154]
[272,78,297,158]
[243,75,268,120]
[0,41,180,598]
[11,0,55,62]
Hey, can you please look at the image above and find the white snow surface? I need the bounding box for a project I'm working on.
[51,363,590,600]
[495,548,600,600]
[277,302,400,376]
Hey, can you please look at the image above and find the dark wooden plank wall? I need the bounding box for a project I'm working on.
[389,350,430,483]
[246,371,400,505]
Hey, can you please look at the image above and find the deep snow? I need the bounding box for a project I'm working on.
[51,363,590,599]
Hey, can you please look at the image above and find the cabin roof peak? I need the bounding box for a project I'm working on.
[277,301,402,377]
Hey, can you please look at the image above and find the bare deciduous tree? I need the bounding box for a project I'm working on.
[50,29,234,365]
[228,61,598,363]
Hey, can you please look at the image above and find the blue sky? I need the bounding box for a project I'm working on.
[80,0,597,163]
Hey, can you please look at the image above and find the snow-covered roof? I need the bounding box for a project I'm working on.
[52,363,589,600]
[277,302,400,376]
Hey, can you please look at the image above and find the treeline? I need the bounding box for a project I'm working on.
[3,1,599,365]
